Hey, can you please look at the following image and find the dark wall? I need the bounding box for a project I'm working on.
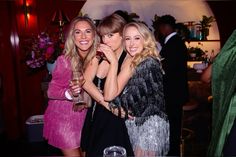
[208,1,236,46]
[0,0,235,140]
[0,1,21,139]
[0,0,85,139]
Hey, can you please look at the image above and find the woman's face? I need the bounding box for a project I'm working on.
[101,32,123,52]
[74,20,94,57]
[124,26,144,57]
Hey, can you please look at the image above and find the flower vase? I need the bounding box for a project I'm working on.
[46,61,56,74]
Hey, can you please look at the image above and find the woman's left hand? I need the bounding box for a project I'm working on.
[110,106,126,118]
[109,105,134,120]
[98,44,118,64]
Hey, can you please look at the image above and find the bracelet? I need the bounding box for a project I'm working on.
[108,102,123,118]
[108,102,117,111]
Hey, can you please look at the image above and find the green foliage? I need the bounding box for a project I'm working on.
[187,46,206,60]
[199,15,215,29]
[114,10,151,29]
[127,12,140,22]
[151,14,160,31]
[114,10,140,23]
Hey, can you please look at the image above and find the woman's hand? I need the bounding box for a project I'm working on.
[110,107,134,120]
[108,103,134,120]
[98,44,118,64]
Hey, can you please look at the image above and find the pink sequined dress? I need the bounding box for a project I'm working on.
[43,55,87,149]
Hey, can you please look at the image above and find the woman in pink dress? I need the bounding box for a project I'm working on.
[43,16,99,156]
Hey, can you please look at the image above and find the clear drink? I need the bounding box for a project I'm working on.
[71,70,86,111]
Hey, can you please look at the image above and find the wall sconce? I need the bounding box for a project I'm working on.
[51,9,70,42]
[22,0,32,27]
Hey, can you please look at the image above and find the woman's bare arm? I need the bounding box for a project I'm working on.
[83,57,110,109]
[104,56,133,101]
[201,64,212,83]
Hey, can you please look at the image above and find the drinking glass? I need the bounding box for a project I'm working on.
[71,70,86,111]
[96,50,105,60]
[103,146,126,157]
[96,42,106,60]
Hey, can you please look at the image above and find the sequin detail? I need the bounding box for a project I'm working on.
[126,115,169,156]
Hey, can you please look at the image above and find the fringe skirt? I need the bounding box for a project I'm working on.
[125,115,169,156]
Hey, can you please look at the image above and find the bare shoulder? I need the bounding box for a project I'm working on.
[84,57,99,80]
[121,55,132,70]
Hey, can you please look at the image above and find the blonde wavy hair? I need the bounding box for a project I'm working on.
[64,16,99,72]
[123,22,161,68]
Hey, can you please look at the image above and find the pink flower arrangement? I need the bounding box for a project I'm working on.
[25,32,64,69]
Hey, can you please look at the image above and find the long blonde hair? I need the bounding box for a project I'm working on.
[123,22,161,68]
[64,16,99,71]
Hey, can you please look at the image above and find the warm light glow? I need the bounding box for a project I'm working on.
[17,0,37,34]
[20,0,33,6]
[21,0,33,26]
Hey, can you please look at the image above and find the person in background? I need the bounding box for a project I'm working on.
[113,10,131,23]
[103,22,169,157]
[158,14,189,156]
[43,16,99,157]
[201,29,236,156]
[77,14,134,157]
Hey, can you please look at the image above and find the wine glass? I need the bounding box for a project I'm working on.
[96,42,106,60]
[71,70,86,111]
[96,50,105,60]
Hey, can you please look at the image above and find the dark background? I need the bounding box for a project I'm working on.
[0,0,235,141]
